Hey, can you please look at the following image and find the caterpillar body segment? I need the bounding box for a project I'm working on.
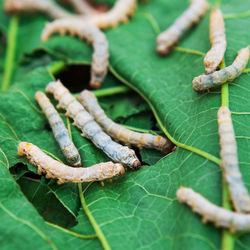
[87,0,137,29]
[35,91,81,167]
[177,187,250,233]
[78,90,173,153]
[218,106,250,213]
[18,142,125,184]
[157,0,209,55]
[204,8,226,74]
[42,18,109,89]
[193,47,249,92]
[4,0,71,19]
[46,81,141,169]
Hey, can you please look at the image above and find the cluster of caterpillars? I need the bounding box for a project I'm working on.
[19,80,172,184]
[5,0,139,89]
[177,106,250,233]
[6,0,250,234]
[156,0,249,91]
[158,2,250,233]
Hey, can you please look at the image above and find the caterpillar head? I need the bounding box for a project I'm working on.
[18,142,33,156]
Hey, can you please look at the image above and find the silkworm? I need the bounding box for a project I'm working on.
[87,0,137,29]
[177,187,250,233]
[157,0,209,55]
[4,0,71,19]
[46,80,141,169]
[18,142,125,184]
[78,90,173,153]
[203,8,226,74]
[193,46,249,92]
[35,91,81,167]
[42,19,109,89]
[218,106,250,213]
[66,0,97,15]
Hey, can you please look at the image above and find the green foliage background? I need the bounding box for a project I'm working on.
[0,0,250,249]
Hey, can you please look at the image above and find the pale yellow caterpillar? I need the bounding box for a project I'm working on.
[177,187,250,233]
[157,0,209,55]
[46,80,141,169]
[78,90,173,153]
[86,0,137,29]
[35,91,81,167]
[18,142,125,184]
[4,0,71,19]
[42,19,109,89]
[203,8,226,74]
[193,46,249,92]
[218,106,250,213]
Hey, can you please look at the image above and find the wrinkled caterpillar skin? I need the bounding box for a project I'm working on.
[46,81,141,169]
[66,0,97,15]
[157,0,209,55]
[18,142,125,184]
[177,187,250,233]
[87,0,137,29]
[193,47,249,92]
[35,91,81,167]
[203,8,226,74]
[78,90,173,154]
[4,0,71,19]
[42,19,109,89]
[218,106,250,213]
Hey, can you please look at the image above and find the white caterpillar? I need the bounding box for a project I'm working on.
[218,106,250,213]
[46,80,141,169]
[4,0,71,19]
[203,8,226,74]
[157,0,209,55]
[86,0,137,29]
[193,46,249,92]
[18,142,125,184]
[42,19,109,89]
[35,91,81,167]
[177,187,250,233]
[78,90,173,153]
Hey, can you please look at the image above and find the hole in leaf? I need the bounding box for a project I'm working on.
[45,123,52,131]
[54,65,92,93]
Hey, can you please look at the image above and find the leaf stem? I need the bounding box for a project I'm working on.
[92,86,131,97]
[221,61,229,107]
[47,61,66,76]
[174,47,205,56]
[223,10,250,19]
[65,122,110,249]
[121,124,162,135]
[1,15,19,92]
[46,221,97,240]
[243,68,250,73]
[221,178,235,250]
[220,59,235,250]
[78,184,111,250]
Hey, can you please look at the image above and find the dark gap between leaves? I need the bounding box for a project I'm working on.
[54,65,92,93]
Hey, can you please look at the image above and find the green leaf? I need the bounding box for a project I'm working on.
[17,176,77,228]
[1,0,250,249]
[0,153,100,249]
